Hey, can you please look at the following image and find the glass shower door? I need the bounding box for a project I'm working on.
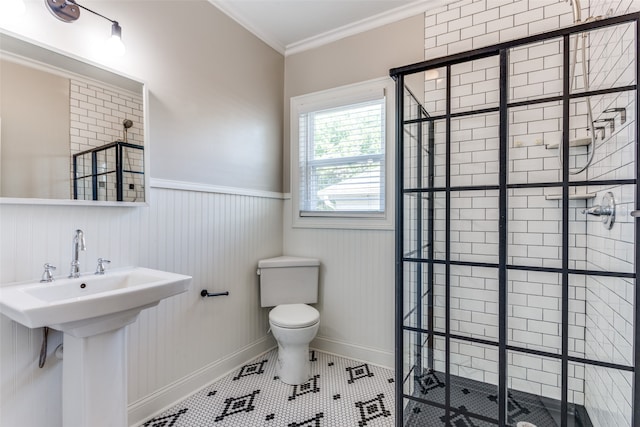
[393,12,639,427]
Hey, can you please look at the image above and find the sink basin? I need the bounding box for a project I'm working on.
[0,266,192,337]
[0,266,192,426]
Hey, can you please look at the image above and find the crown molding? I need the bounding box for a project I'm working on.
[209,0,445,57]
[285,0,439,56]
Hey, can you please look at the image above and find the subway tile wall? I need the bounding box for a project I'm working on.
[69,79,145,202]
[581,1,638,426]
[424,0,588,398]
[416,0,638,423]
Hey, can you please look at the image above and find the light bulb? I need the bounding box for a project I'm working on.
[105,22,126,57]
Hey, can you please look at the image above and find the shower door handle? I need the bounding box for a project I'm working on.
[631,210,640,217]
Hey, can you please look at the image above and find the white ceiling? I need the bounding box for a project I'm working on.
[210,0,441,55]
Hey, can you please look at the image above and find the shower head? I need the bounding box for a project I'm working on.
[122,119,133,142]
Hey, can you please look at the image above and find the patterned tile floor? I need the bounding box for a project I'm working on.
[142,349,395,427]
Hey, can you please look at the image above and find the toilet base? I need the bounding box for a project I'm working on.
[276,343,311,385]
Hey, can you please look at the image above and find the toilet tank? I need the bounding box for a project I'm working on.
[257,256,320,307]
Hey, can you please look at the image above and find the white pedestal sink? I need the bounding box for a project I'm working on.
[64,329,129,426]
[0,267,192,426]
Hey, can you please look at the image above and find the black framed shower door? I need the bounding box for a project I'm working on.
[391,12,640,427]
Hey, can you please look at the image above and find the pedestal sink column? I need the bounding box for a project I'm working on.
[63,327,128,426]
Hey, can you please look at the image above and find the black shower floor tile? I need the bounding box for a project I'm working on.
[141,349,395,427]
[403,369,593,427]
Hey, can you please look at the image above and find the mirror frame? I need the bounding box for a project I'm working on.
[0,30,149,207]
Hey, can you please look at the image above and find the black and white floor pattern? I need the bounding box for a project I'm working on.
[142,349,395,427]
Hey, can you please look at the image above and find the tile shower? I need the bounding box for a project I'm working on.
[70,78,144,202]
[393,2,638,426]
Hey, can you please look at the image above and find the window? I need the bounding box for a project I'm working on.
[291,78,394,229]
[300,98,385,214]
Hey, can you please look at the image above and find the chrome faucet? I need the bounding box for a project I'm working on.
[95,258,111,275]
[40,263,57,283]
[69,229,86,278]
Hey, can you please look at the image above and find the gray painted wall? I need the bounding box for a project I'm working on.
[128,2,284,193]
[1,60,70,198]
[1,0,284,193]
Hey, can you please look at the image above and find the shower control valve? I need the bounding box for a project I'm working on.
[581,192,615,230]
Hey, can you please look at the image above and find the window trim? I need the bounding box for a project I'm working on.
[290,77,395,230]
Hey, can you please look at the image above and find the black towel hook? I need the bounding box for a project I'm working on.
[200,289,230,298]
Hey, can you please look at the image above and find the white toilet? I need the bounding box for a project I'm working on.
[257,256,320,385]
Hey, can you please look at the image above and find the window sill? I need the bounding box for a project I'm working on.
[287,197,393,230]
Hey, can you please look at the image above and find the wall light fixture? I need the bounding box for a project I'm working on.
[44,0,125,56]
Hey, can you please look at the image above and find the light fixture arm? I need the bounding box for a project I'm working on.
[45,0,118,24]
[44,0,125,56]
[66,0,117,25]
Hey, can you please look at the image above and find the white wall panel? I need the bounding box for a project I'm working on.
[283,199,395,367]
[0,187,282,427]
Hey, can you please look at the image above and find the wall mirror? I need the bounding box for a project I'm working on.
[0,31,148,205]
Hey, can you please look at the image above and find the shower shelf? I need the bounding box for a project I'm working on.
[545,137,591,149]
[545,193,596,200]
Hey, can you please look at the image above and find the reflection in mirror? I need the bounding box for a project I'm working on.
[0,31,146,203]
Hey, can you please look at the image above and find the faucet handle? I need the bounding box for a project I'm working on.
[40,263,56,283]
[95,258,111,275]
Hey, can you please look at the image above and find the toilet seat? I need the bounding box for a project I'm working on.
[269,304,319,328]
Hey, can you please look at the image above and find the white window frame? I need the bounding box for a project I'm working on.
[290,77,395,230]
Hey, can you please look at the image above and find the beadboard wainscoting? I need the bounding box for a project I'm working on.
[0,185,283,427]
[283,197,396,369]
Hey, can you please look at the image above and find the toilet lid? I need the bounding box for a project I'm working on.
[269,304,319,328]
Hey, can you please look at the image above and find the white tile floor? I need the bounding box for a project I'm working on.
[141,349,395,426]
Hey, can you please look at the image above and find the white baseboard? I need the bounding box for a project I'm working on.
[311,336,393,369]
[128,336,276,426]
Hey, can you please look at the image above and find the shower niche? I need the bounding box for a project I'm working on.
[393,12,638,427]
